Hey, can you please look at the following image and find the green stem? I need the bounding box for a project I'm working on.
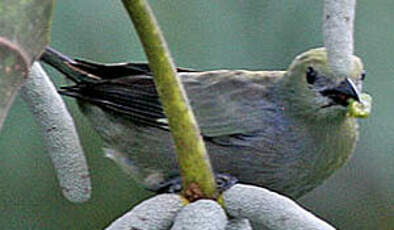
[121,0,218,199]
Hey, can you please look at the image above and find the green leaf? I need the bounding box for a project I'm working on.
[0,0,55,130]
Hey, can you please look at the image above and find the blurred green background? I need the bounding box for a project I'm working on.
[1,0,393,229]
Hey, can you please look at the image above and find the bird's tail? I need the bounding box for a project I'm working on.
[40,47,95,83]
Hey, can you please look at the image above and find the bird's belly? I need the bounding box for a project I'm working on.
[204,124,358,199]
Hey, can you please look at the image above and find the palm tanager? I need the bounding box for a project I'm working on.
[40,47,371,198]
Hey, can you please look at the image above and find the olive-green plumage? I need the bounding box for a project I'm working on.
[40,47,366,198]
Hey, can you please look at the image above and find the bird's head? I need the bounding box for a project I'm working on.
[282,47,365,119]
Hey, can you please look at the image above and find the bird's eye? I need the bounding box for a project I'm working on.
[361,71,366,81]
[306,67,317,84]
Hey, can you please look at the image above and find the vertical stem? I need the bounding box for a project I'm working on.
[323,0,356,76]
[121,0,217,199]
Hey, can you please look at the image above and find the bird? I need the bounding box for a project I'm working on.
[40,47,367,199]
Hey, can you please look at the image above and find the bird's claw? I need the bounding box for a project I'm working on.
[150,173,238,194]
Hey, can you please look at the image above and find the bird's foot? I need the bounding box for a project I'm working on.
[150,173,238,194]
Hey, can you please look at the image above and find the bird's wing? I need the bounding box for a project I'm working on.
[181,70,284,137]
[60,60,285,138]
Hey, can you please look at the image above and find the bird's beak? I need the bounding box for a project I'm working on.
[334,78,361,102]
[320,78,361,106]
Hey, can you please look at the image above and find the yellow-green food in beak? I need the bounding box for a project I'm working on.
[348,93,372,118]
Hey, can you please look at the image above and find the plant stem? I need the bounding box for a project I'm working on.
[121,0,218,199]
[323,0,356,76]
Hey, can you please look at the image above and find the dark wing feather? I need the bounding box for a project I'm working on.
[71,59,196,80]
[60,75,169,129]
[41,50,195,129]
